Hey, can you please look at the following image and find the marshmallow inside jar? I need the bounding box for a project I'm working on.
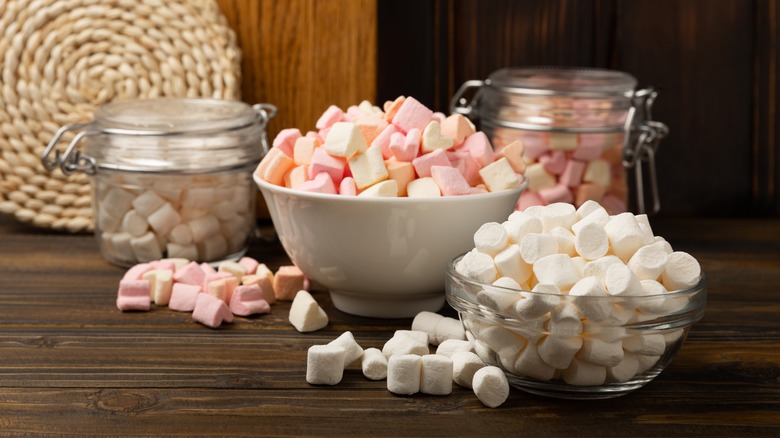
[254,97,527,318]
[445,201,707,399]
[43,98,275,267]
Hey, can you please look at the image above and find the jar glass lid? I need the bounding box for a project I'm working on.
[487,67,637,96]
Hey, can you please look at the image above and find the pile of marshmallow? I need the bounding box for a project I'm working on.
[116,256,309,328]
[96,172,255,264]
[306,311,510,408]
[454,200,702,386]
[255,96,525,197]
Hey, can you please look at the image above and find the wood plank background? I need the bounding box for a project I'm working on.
[215,0,779,217]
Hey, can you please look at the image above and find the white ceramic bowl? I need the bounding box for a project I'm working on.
[255,176,526,318]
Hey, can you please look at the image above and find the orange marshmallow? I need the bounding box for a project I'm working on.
[385,159,416,196]
[293,136,320,165]
[356,116,389,145]
[440,114,475,147]
[383,96,406,122]
[274,265,307,301]
[256,148,295,186]
[497,140,526,173]
[284,165,310,189]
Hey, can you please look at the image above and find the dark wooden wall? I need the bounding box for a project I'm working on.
[378,0,779,218]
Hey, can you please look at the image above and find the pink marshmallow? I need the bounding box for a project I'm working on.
[538,184,574,204]
[539,151,567,175]
[412,148,452,178]
[122,263,154,281]
[573,134,604,161]
[203,271,233,290]
[272,128,302,158]
[298,172,338,194]
[339,177,358,196]
[560,159,586,187]
[229,284,271,316]
[390,129,420,162]
[149,260,176,272]
[241,274,276,304]
[316,105,345,130]
[447,150,482,186]
[308,147,346,185]
[168,283,202,312]
[192,293,234,328]
[238,257,259,275]
[116,279,151,311]
[516,190,547,210]
[431,165,472,196]
[200,262,216,275]
[371,123,400,159]
[345,105,364,121]
[519,132,549,160]
[432,112,446,122]
[391,96,433,134]
[273,265,306,301]
[461,132,495,167]
[173,261,206,286]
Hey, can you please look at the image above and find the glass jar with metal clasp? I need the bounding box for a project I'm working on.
[41,98,276,266]
[450,67,668,214]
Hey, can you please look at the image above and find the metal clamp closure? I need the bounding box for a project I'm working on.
[449,80,485,117]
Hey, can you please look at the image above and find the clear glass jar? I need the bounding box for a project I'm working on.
[42,98,276,266]
[451,67,667,214]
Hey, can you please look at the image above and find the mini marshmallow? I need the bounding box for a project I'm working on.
[143,269,174,305]
[328,331,364,367]
[435,317,466,345]
[306,345,346,385]
[130,232,162,262]
[371,123,399,158]
[604,212,645,261]
[339,176,358,195]
[382,331,429,358]
[456,249,497,284]
[102,187,135,217]
[348,145,389,189]
[121,210,148,237]
[388,130,417,162]
[146,202,181,237]
[514,284,561,319]
[288,290,328,332]
[218,261,247,281]
[582,255,625,283]
[167,242,198,261]
[538,335,583,369]
[316,105,345,130]
[391,96,433,134]
[293,136,319,165]
[634,353,661,374]
[387,354,422,395]
[323,122,367,157]
[395,330,430,346]
[383,95,406,122]
[197,234,228,262]
[435,339,474,358]
[472,366,510,408]
[284,166,311,189]
[532,254,580,290]
[240,274,276,306]
[168,283,201,312]
[412,148,451,179]
[606,353,641,383]
[431,165,471,196]
[406,177,441,197]
[420,120,454,153]
[473,222,510,257]
[192,293,234,328]
[298,172,337,194]
[549,226,577,257]
[451,351,485,388]
[623,334,666,356]
[272,128,302,156]
[560,159,586,187]
[561,358,606,386]
[420,354,453,395]
[477,279,522,312]
[188,215,220,244]
[361,347,388,380]
[441,114,475,146]
[358,180,398,197]
[116,279,151,311]
[637,280,688,315]
[519,233,558,264]
[547,301,583,337]
[237,257,259,275]
[493,244,533,285]
[574,222,610,261]
[525,163,557,192]
[412,311,443,345]
[479,157,519,192]
[123,262,154,281]
[569,276,612,322]
[661,251,702,291]
[513,343,556,381]
[308,147,346,185]
[385,159,415,196]
[206,276,238,303]
[200,262,217,275]
[479,326,525,369]
[605,263,643,297]
[539,202,577,232]
[504,211,543,243]
[228,284,270,316]
[132,190,166,217]
[538,183,574,205]
[578,337,624,367]
[274,265,306,301]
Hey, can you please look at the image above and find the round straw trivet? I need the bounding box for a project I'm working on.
[0,0,242,233]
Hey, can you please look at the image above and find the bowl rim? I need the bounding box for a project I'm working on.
[254,172,528,204]
[446,252,707,301]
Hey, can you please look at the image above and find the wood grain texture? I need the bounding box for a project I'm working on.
[215,0,377,139]
[0,214,779,436]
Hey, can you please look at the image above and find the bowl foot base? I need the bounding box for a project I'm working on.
[329,291,445,318]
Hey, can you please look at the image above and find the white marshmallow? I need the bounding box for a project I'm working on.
[471,338,494,364]
[394,330,430,346]
[477,280,522,313]
[504,211,543,243]
[538,335,582,369]
[108,232,133,261]
[578,337,624,367]
[306,345,345,385]
[513,343,556,381]
[547,301,583,337]
[435,339,474,358]
[583,159,611,187]
[569,276,612,322]
[121,210,149,237]
[525,163,556,192]
[289,291,329,332]
[382,332,429,358]
[635,214,656,244]
[519,233,558,264]
[653,236,674,254]
[606,353,640,383]
[633,353,661,374]
[572,204,610,234]
[142,268,174,305]
[218,261,247,281]
[532,254,580,290]
[420,354,453,395]
[574,222,610,260]
[349,145,389,190]
[358,180,398,197]
[623,334,666,356]
[411,311,443,345]
[473,222,510,257]
[493,244,532,285]
[130,231,163,262]
[435,317,466,345]
[97,206,123,233]
[571,256,587,276]
[472,366,510,408]
[575,200,604,220]
[514,315,548,344]
[132,190,166,218]
[456,249,497,284]
[182,187,215,211]
[451,351,485,388]
[166,243,198,261]
[582,321,626,343]
[539,202,577,232]
[406,177,442,197]
[479,157,519,192]
[197,234,228,261]
[102,187,135,217]
[604,212,645,261]
[561,358,606,386]
[661,251,701,291]
[324,122,368,157]
[479,325,526,370]
[188,215,221,244]
[514,283,560,319]
[605,263,643,297]
[582,255,624,283]
[328,331,364,367]
[387,354,422,395]
[361,347,388,380]
[627,243,669,281]
[549,226,576,257]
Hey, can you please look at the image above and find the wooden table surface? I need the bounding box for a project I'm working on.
[1,214,779,437]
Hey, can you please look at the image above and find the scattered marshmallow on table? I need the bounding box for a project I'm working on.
[451,351,485,388]
[328,331,364,368]
[192,293,234,328]
[288,290,329,333]
[274,265,307,301]
[387,354,422,395]
[116,279,151,311]
[472,366,510,408]
[420,354,453,395]
[168,283,201,312]
[306,345,346,385]
[361,348,389,380]
[382,331,429,358]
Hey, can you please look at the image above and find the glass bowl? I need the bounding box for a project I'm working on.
[445,254,707,399]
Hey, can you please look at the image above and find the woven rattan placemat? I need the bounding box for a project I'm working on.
[0,0,242,233]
